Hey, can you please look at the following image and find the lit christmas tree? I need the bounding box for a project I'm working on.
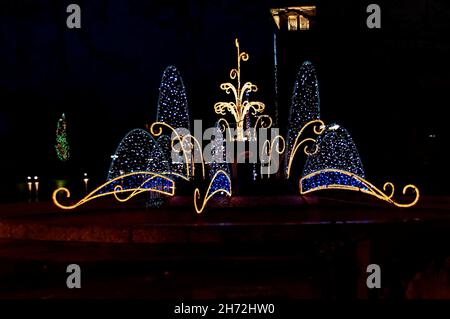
[285,61,320,174]
[301,124,367,192]
[55,113,70,162]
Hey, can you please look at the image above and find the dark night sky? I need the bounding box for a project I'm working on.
[1,0,450,201]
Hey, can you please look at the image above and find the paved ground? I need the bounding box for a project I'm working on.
[0,194,449,299]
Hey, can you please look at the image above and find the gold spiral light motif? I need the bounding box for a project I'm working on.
[299,169,420,208]
[150,121,191,177]
[214,38,271,142]
[194,170,232,214]
[53,171,175,210]
[286,119,326,178]
[261,135,285,178]
[181,134,206,179]
[150,122,206,178]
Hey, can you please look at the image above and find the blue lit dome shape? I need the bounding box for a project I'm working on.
[156,65,191,132]
[208,171,231,197]
[285,61,320,174]
[108,128,169,180]
[300,124,368,193]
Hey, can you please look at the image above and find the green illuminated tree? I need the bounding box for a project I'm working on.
[55,113,70,161]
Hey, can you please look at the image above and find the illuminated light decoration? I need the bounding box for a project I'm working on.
[252,115,273,141]
[34,176,39,202]
[273,33,279,127]
[286,119,325,178]
[156,66,191,131]
[214,39,272,142]
[194,170,232,214]
[150,122,205,178]
[207,122,231,179]
[156,134,174,171]
[107,128,172,207]
[108,128,169,180]
[53,172,175,210]
[240,93,259,180]
[261,135,285,178]
[55,113,70,161]
[302,124,365,178]
[150,122,190,177]
[299,125,419,207]
[159,171,190,181]
[285,61,320,175]
[155,65,191,175]
[83,173,89,193]
[300,169,420,208]
[218,118,233,141]
[27,176,33,201]
[181,134,206,178]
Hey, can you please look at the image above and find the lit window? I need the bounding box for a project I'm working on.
[271,6,316,31]
[299,15,310,30]
[288,15,298,31]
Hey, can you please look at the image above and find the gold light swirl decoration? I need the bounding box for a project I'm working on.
[181,134,206,179]
[299,169,420,208]
[194,170,232,214]
[286,119,326,178]
[251,115,273,141]
[150,122,205,178]
[218,118,233,142]
[150,121,190,176]
[53,171,175,210]
[214,39,271,142]
[260,135,285,178]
